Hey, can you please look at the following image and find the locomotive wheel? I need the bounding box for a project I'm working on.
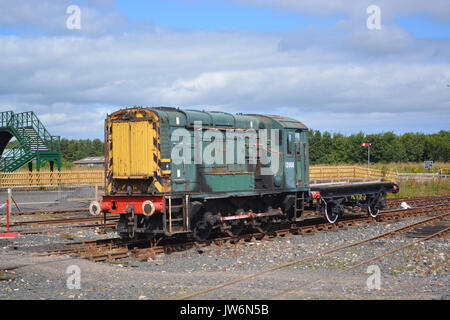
[225,221,244,237]
[193,221,211,241]
[256,217,272,233]
[324,203,339,224]
[223,210,245,236]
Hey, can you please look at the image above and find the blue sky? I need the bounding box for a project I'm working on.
[113,0,450,39]
[115,0,344,32]
[0,0,449,139]
[395,13,450,40]
[2,0,449,39]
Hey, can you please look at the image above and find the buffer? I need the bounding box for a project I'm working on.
[0,111,61,172]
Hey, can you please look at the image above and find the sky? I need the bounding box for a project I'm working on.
[0,0,449,139]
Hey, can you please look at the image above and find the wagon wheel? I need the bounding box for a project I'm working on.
[368,203,380,218]
[367,197,381,218]
[324,203,339,224]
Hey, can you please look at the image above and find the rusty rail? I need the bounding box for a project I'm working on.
[177,206,450,300]
[271,224,450,299]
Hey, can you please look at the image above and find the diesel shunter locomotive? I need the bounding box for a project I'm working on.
[89,107,399,240]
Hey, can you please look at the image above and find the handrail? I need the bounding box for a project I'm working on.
[16,112,54,149]
[0,110,61,172]
[0,111,14,127]
[0,111,61,153]
[0,148,30,171]
[7,119,33,153]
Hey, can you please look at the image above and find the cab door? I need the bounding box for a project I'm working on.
[295,130,309,188]
[295,130,304,187]
[111,120,157,179]
[284,131,296,188]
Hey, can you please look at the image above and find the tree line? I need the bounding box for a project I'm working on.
[60,138,104,165]
[308,130,449,164]
[57,130,449,165]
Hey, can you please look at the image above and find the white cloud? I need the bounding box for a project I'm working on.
[0,0,128,35]
[1,27,449,138]
[0,1,449,139]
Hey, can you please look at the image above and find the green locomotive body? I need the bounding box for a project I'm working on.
[90,107,398,240]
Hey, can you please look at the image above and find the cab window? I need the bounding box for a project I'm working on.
[295,132,301,154]
[287,132,294,155]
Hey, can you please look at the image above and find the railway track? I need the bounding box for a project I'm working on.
[4,215,118,227]
[1,195,448,301]
[140,203,450,261]
[177,208,450,300]
[1,198,448,276]
[2,195,447,235]
[1,215,119,235]
[37,202,450,263]
[386,195,450,208]
[12,208,90,216]
[270,224,450,300]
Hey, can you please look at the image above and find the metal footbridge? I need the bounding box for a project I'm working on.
[0,111,61,172]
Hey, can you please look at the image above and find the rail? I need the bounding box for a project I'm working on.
[176,205,450,300]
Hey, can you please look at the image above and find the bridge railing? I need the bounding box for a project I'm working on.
[1,147,28,166]
[1,110,62,172]
[3,113,35,153]
[14,111,61,152]
[0,111,14,127]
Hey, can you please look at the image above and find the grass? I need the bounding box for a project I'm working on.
[371,162,449,174]
[390,179,450,198]
[310,162,450,174]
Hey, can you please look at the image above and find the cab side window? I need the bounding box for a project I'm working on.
[287,132,294,155]
[295,132,301,154]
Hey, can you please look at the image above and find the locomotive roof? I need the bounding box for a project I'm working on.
[114,106,308,130]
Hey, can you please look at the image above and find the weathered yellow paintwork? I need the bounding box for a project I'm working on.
[111,120,156,178]
[106,108,171,194]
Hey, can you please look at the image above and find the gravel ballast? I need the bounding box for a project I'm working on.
[0,211,448,300]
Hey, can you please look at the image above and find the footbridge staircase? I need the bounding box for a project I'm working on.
[0,111,61,172]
